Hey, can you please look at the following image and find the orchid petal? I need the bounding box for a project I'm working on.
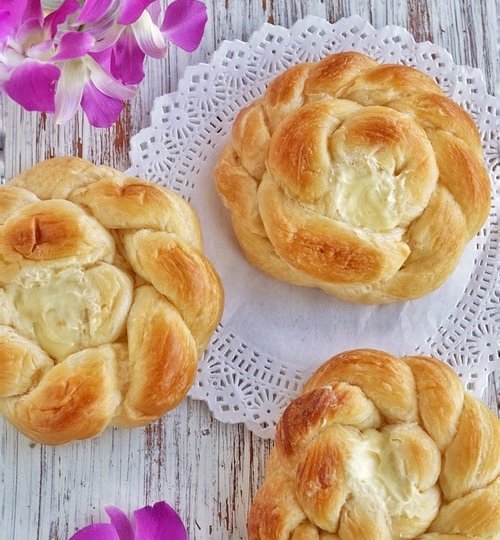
[0,0,42,29]
[89,48,112,72]
[105,506,134,540]
[118,0,156,25]
[91,23,123,52]
[52,31,95,61]
[27,38,54,60]
[161,0,207,52]
[44,0,79,37]
[0,0,18,8]
[54,59,86,124]
[4,59,59,112]
[16,17,44,43]
[87,56,137,100]
[23,0,42,23]
[2,46,25,69]
[110,28,145,85]
[69,523,121,540]
[0,0,25,26]
[0,4,21,42]
[0,62,11,85]
[81,79,123,127]
[131,11,167,58]
[134,502,187,540]
[76,0,113,25]
[0,10,12,42]
[146,1,161,23]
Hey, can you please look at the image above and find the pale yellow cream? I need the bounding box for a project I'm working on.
[347,429,439,520]
[10,264,133,361]
[333,158,405,232]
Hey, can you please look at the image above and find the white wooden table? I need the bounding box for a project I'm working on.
[0,1,497,538]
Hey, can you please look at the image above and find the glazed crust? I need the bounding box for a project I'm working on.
[248,350,500,540]
[0,157,224,445]
[215,52,491,303]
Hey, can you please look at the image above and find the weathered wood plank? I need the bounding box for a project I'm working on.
[0,1,496,539]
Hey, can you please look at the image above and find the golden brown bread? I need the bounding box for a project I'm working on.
[0,157,224,444]
[248,350,500,540]
[215,52,491,303]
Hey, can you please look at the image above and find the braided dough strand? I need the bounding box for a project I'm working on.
[0,157,223,444]
[248,350,500,540]
[216,52,491,303]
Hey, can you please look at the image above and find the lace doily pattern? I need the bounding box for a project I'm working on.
[128,16,499,439]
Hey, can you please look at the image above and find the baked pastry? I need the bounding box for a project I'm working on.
[0,157,224,445]
[248,349,500,539]
[215,52,491,303]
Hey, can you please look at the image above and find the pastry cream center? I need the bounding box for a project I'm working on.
[11,264,133,361]
[348,429,426,517]
[333,158,404,232]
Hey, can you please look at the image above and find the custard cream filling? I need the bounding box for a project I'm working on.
[347,429,431,518]
[9,264,133,361]
[333,157,405,232]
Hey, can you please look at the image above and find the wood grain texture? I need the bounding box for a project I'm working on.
[0,1,497,538]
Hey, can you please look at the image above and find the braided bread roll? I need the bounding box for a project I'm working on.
[215,52,491,303]
[0,157,224,445]
[248,350,500,539]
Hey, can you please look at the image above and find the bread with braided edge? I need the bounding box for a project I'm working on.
[215,52,491,303]
[248,349,500,539]
[0,157,224,445]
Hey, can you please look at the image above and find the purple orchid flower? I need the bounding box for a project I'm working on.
[0,0,208,127]
[0,0,57,111]
[110,0,208,85]
[69,501,188,540]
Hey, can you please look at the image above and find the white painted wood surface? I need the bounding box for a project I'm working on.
[0,1,497,538]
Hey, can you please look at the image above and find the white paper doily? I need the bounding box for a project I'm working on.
[128,15,499,438]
